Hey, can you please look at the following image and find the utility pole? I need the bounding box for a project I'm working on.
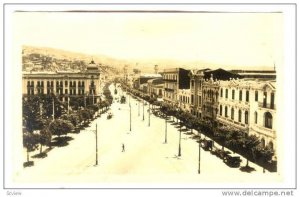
[142,97,145,121]
[95,124,98,166]
[198,132,201,174]
[178,120,181,157]
[165,116,167,143]
[148,102,150,127]
[138,100,140,116]
[130,103,132,131]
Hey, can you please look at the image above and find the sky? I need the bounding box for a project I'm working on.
[13,12,283,67]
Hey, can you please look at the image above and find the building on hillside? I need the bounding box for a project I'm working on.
[162,68,190,105]
[22,60,101,104]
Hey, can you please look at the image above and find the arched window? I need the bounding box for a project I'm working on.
[220,105,223,116]
[261,138,265,147]
[264,112,273,129]
[245,111,249,124]
[231,108,234,120]
[268,141,274,150]
[225,106,228,117]
[254,111,258,124]
[238,110,242,122]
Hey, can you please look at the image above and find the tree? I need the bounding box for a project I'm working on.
[49,119,74,139]
[23,130,39,163]
[241,134,260,167]
[38,128,52,153]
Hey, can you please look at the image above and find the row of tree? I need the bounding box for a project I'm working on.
[122,84,276,172]
[22,90,112,166]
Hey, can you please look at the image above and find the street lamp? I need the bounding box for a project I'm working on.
[129,103,132,131]
[198,131,201,174]
[165,114,168,143]
[142,94,145,121]
[87,124,98,166]
[148,102,150,127]
[178,118,182,157]
[138,99,140,116]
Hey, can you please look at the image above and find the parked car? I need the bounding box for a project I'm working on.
[201,139,214,151]
[223,153,242,168]
[120,96,126,104]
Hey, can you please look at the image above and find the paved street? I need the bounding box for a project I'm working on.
[14,84,280,185]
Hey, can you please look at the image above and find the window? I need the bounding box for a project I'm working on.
[232,90,235,100]
[263,92,267,107]
[221,88,223,97]
[239,90,242,101]
[255,91,258,101]
[264,112,273,129]
[254,111,258,124]
[246,91,249,102]
[220,105,223,116]
[245,111,249,124]
[225,89,228,98]
[231,108,234,120]
[225,106,228,117]
[238,110,242,122]
[261,138,265,147]
[271,93,275,109]
[191,80,194,87]
[65,81,68,86]
[191,95,194,104]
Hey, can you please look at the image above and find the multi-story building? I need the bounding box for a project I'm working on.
[162,68,190,105]
[217,79,277,153]
[202,69,241,120]
[178,89,191,112]
[22,60,101,104]
[147,78,164,99]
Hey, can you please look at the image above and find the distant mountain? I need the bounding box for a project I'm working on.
[22,45,275,74]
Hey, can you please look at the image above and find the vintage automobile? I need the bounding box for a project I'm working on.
[201,139,214,151]
[120,95,126,104]
[223,153,242,168]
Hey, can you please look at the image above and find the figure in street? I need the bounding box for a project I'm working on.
[122,143,125,152]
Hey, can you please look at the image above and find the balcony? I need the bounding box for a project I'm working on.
[164,88,175,92]
[217,116,248,129]
[258,102,276,110]
[163,79,177,82]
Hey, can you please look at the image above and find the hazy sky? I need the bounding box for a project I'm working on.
[13,12,283,67]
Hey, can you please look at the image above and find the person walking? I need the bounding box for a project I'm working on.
[122,143,125,152]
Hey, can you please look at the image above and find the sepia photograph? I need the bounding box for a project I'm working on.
[2,1,298,196]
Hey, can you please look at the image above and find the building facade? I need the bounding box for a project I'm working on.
[22,60,101,104]
[217,79,277,154]
[162,68,190,105]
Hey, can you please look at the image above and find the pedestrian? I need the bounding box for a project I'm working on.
[122,143,125,152]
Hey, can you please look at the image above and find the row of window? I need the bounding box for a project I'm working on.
[27,80,87,88]
[27,87,95,96]
[164,74,178,81]
[221,88,250,102]
[219,105,273,129]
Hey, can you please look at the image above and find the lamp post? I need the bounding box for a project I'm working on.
[138,99,140,116]
[87,124,98,166]
[130,103,132,131]
[198,131,201,174]
[178,119,182,157]
[142,94,145,121]
[148,102,150,127]
[165,115,168,143]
